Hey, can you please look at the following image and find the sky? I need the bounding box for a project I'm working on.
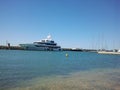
[0,0,120,49]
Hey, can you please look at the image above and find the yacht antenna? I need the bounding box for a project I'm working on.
[47,34,52,40]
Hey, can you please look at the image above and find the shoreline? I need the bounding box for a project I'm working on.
[0,45,24,50]
[0,45,97,52]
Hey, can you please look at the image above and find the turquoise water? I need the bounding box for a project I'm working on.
[0,50,120,90]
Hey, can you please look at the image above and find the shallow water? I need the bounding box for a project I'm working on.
[0,50,120,90]
[9,68,120,90]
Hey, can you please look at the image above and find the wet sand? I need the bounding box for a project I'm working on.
[9,68,120,90]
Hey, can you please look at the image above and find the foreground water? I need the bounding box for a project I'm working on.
[0,50,120,90]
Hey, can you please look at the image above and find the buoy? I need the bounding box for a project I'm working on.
[66,53,68,57]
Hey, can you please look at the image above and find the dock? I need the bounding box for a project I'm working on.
[98,51,120,55]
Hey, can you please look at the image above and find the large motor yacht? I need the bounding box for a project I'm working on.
[19,35,61,51]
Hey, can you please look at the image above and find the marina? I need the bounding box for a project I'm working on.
[0,0,120,90]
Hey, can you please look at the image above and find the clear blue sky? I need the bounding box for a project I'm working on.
[0,0,120,49]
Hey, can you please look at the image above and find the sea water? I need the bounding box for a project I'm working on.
[0,50,120,90]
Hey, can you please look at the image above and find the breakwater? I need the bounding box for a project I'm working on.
[0,45,97,52]
[62,48,97,52]
[98,51,120,55]
[0,45,24,50]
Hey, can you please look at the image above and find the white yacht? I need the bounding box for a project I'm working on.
[19,35,61,51]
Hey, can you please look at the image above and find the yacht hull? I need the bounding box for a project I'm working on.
[19,44,61,51]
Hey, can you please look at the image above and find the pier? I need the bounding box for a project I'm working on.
[97,51,120,55]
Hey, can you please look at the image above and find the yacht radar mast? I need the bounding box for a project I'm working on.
[47,34,52,40]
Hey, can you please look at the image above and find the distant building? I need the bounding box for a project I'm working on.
[118,49,120,52]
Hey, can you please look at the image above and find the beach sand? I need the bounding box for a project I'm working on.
[9,68,120,90]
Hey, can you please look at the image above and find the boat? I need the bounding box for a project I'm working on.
[19,35,61,51]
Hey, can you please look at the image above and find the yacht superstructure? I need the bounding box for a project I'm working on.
[19,35,61,51]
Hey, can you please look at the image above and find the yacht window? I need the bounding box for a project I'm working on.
[51,41,54,43]
[42,40,45,42]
